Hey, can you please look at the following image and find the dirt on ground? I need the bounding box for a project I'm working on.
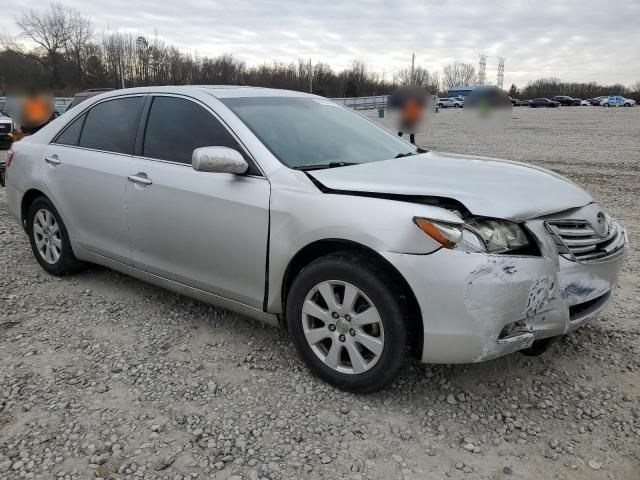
[1,106,639,480]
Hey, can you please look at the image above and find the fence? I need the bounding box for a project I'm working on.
[331,95,389,110]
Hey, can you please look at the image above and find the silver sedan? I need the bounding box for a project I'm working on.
[4,86,627,392]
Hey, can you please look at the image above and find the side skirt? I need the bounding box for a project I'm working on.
[75,246,280,328]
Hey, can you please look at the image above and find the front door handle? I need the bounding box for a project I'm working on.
[44,155,61,166]
[127,174,152,186]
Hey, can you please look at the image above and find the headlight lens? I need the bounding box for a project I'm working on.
[414,217,530,253]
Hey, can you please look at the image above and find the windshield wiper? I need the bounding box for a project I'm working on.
[293,162,359,171]
[395,147,427,158]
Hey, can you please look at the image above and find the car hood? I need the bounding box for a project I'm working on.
[307,151,592,221]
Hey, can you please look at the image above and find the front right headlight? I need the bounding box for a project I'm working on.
[414,217,531,254]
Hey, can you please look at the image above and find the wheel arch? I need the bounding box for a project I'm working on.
[20,188,48,230]
[280,238,424,358]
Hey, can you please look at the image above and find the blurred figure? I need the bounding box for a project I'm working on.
[387,86,431,144]
[6,91,57,143]
[463,86,512,132]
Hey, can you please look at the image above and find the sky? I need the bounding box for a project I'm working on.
[1,0,639,88]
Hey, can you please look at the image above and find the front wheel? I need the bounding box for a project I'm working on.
[624,103,631,107]
[603,103,609,108]
[454,103,460,108]
[27,196,84,275]
[286,253,409,393]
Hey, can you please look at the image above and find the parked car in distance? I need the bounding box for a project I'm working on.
[437,97,464,108]
[551,96,579,106]
[529,98,560,108]
[579,99,590,106]
[511,98,529,106]
[4,86,628,393]
[600,96,636,107]
[588,96,607,106]
[0,110,13,148]
[67,88,115,110]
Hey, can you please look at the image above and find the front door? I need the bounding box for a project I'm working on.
[125,95,270,308]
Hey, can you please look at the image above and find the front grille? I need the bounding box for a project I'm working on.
[546,216,626,263]
[0,123,10,133]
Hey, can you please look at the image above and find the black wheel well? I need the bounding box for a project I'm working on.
[281,239,424,358]
[20,189,47,229]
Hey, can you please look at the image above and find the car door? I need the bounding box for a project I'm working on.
[125,95,270,308]
[41,95,145,264]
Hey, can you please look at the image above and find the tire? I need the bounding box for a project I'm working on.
[603,103,609,108]
[27,196,84,275]
[624,103,630,107]
[286,252,409,393]
[437,103,443,108]
[454,103,460,108]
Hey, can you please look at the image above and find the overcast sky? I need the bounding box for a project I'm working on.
[2,0,639,87]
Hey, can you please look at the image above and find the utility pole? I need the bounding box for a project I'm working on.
[119,55,125,89]
[497,57,505,90]
[478,53,487,85]
[410,52,415,85]
[309,59,313,93]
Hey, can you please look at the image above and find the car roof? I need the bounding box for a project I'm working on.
[81,85,318,100]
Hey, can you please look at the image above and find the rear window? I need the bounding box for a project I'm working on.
[79,97,144,154]
[55,113,86,146]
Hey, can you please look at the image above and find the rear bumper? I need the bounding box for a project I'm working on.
[382,234,626,364]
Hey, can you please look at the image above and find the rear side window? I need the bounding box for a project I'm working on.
[79,97,145,154]
[55,113,86,146]
[143,96,241,164]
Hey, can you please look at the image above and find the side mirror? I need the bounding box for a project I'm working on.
[192,146,248,174]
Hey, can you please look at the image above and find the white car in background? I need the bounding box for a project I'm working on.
[600,96,636,107]
[437,97,464,108]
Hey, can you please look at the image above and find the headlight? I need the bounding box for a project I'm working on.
[414,217,530,253]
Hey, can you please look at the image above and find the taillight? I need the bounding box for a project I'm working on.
[5,150,14,167]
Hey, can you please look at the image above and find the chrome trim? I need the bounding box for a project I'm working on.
[545,216,627,263]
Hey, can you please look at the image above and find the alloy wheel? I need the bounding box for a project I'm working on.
[33,208,62,264]
[301,280,384,374]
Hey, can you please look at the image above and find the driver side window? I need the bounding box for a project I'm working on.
[143,96,244,166]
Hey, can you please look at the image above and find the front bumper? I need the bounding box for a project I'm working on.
[382,221,627,364]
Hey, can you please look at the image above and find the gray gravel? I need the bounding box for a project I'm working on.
[1,107,639,479]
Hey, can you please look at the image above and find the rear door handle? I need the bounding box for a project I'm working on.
[44,155,61,166]
[127,174,152,186]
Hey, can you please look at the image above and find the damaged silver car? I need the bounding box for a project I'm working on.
[5,86,628,393]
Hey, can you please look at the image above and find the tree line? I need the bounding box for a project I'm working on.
[1,4,639,101]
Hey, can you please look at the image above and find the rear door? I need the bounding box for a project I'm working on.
[125,95,270,308]
[41,95,145,263]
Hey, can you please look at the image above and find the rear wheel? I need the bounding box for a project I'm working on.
[27,196,84,275]
[286,253,409,393]
[603,103,610,108]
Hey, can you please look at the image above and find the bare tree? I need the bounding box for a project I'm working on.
[395,66,440,93]
[65,8,92,84]
[442,62,477,88]
[15,4,72,87]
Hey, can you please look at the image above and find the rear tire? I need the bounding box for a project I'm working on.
[27,196,84,275]
[286,252,409,393]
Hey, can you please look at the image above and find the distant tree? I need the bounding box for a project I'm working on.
[14,4,72,87]
[508,83,518,97]
[442,62,477,88]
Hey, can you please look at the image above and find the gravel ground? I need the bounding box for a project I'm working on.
[1,107,639,480]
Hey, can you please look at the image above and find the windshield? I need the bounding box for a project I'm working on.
[222,97,417,169]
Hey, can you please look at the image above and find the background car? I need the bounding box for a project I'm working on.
[588,96,607,106]
[512,98,530,106]
[551,96,580,106]
[66,88,115,110]
[529,98,560,108]
[601,96,636,107]
[437,97,464,108]
[0,110,13,148]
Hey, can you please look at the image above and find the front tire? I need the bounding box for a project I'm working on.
[27,196,83,275]
[286,253,409,393]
